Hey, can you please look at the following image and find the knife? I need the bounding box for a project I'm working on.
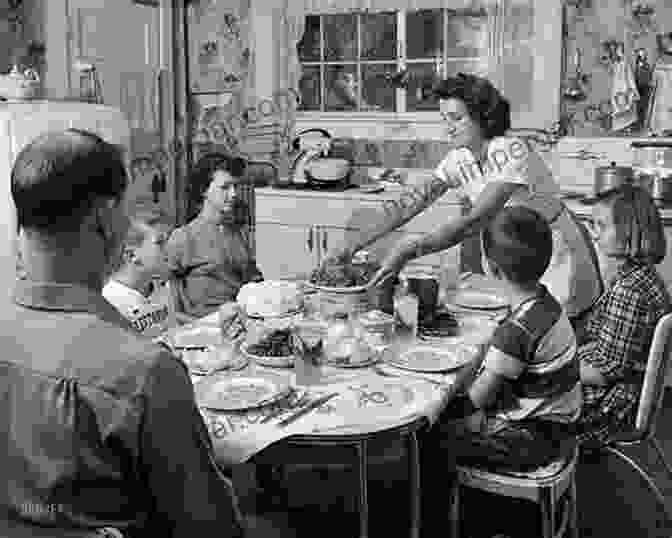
[277,392,339,428]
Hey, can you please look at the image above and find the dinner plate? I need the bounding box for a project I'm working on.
[183,348,249,375]
[449,289,509,310]
[170,325,222,349]
[196,371,291,411]
[240,341,295,368]
[388,344,476,372]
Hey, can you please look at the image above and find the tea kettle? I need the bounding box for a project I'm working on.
[632,140,672,205]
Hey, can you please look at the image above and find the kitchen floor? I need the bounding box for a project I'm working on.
[233,389,672,538]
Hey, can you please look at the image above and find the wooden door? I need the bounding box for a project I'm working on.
[66,0,177,225]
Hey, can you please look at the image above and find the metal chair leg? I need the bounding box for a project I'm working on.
[604,445,671,521]
[356,441,369,538]
[569,475,579,538]
[449,480,460,538]
[651,436,672,481]
[407,432,421,538]
[540,487,555,538]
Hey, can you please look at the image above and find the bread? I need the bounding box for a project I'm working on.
[237,280,303,317]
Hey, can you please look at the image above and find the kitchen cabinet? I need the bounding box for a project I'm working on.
[254,187,461,281]
[255,222,318,280]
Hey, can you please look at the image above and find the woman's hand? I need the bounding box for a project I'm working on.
[319,247,352,271]
[369,245,412,287]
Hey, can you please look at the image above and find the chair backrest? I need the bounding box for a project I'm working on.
[636,312,672,437]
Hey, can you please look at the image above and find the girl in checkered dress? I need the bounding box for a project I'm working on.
[576,185,671,447]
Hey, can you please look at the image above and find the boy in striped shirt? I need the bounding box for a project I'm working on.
[426,205,581,474]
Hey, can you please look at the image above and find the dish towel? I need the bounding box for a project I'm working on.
[611,53,640,132]
[649,62,672,135]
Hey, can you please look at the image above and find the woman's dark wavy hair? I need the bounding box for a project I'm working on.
[433,73,511,139]
[186,152,247,221]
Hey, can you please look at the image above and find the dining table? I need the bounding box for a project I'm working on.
[159,274,507,538]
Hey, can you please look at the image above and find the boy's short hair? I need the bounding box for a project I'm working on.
[595,184,666,265]
[482,206,553,286]
[11,129,128,233]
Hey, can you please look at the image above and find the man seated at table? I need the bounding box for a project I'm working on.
[421,206,581,534]
[1,128,291,538]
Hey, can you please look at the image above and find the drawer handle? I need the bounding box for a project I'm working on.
[322,229,328,251]
[307,227,314,252]
[559,149,605,161]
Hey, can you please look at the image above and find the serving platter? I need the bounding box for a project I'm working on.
[388,344,476,373]
[196,371,291,411]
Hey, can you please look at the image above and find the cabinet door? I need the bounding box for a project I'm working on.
[255,223,318,281]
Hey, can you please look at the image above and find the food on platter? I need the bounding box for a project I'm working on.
[245,328,293,357]
[309,260,378,288]
[237,280,303,317]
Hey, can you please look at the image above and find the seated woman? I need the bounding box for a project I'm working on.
[576,184,671,448]
[164,153,263,319]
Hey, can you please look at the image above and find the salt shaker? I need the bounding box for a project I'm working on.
[393,276,419,339]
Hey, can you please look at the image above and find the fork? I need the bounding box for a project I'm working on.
[371,364,447,388]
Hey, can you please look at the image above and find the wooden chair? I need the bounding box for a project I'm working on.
[449,443,579,538]
[596,312,672,520]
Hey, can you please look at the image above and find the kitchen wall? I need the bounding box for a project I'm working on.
[0,0,43,75]
[560,0,672,137]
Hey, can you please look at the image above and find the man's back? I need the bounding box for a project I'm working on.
[1,281,244,537]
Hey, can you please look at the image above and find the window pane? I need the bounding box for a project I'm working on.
[324,14,357,61]
[446,12,488,58]
[405,63,439,111]
[298,15,321,61]
[325,65,359,111]
[298,66,321,111]
[361,12,396,60]
[444,58,491,79]
[406,9,443,60]
[362,64,396,112]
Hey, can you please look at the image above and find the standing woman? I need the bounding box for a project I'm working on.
[326,73,602,326]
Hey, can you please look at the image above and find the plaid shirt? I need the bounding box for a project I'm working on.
[576,260,671,446]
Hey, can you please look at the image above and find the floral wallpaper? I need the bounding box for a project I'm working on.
[559,0,672,136]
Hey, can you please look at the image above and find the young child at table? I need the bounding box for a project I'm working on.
[103,219,176,337]
[163,152,263,318]
[576,185,670,448]
[421,206,581,533]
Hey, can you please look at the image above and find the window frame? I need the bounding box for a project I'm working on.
[293,1,563,140]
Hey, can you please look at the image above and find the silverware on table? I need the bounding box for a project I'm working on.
[277,392,339,427]
[371,364,447,388]
[260,390,310,424]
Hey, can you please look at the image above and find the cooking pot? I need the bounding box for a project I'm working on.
[631,140,672,205]
[593,162,634,197]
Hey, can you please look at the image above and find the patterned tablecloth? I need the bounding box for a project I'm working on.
[171,309,497,466]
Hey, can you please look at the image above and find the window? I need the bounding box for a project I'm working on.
[296,8,490,115]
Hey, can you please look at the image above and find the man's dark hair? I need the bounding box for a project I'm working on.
[11,129,128,233]
[482,206,553,287]
[433,73,511,139]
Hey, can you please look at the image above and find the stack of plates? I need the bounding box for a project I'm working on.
[443,288,510,320]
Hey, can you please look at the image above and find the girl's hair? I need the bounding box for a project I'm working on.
[433,73,511,139]
[482,206,553,286]
[186,152,247,221]
[595,184,666,265]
